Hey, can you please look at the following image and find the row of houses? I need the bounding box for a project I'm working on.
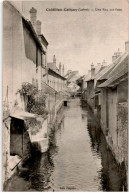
[81,42,128,179]
[3,1,67,185]
[64,70,80,96]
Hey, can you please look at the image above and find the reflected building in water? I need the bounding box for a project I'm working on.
[86,109,127,191]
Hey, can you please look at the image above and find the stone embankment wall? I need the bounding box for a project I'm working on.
[117,103,128,174]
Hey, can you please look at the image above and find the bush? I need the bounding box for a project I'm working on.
[30,104,48,116]
[18,83,48,116]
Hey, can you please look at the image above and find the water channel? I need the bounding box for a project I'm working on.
[5,98,126,191]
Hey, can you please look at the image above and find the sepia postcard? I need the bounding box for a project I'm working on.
[2,0,128,192]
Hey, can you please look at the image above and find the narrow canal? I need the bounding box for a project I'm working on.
[5,98,126,191]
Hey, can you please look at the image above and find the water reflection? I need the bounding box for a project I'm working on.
[4,98,127,192]
[86,108,126,191]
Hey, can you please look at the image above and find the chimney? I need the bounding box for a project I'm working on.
[30,7,37,28]
[53,55,56,71]
[102,60,107,67]
[36,20,42,35]
[97,63,101,66]
[116,48,122,57]
[112,48,122,62]
[59,62,62,75]
[125,41,129,52]
[91,63,95,77]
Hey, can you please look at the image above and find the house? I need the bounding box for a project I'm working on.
[81,70,91,105]
[84,62,106,110]
[81,43,128,181]
[94,49,125,121]
[76,75,85,91]
[3,2,49,184]
[46,56,67,124]
[64,70,80,96]
[47,55,66,92]
[29,7,49,86]
[65,70,80,85]
[3,3,48,113]
[98,43,128,176]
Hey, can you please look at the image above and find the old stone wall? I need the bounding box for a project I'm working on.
[117,103,128,171]
[100,89,107,135]
[100,87,128,179]
[87,80,95,110]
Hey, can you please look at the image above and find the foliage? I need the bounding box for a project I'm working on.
[18,82,38,96]
[18,82,48,116]
[25,118,42,135]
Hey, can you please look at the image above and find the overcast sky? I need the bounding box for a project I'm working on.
[21,0,128,75]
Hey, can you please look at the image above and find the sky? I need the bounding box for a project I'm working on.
[13,0,129,75]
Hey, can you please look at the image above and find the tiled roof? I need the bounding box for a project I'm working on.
[98,53,128,88]
[48,68,66,80]
[98,64,115,81]
[67,71,80,82]
[99,52,126,80]
[98,70,128,88]
[95,64,112,80]
[42,81,57,94]
[85,64,102,82]
[106,52,128,79]
[94,65,111,87]
[76,75,85,81]
[84,72,91,81]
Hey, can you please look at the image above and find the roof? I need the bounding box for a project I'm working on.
[84,71,91,82]
[76,75,85,82]
[85,64,102,82]
[23,18,45,54]
[99,52,126,80]
[106,52,128,80]
[10,111,37,120]
[98,71,128,88]
[66,71,80,82]
[48,68,66,80]
[41,81,57,94]
[98,64,115,81]
[78,75,85,80]
[38,34,49,46]
[98,53,128,88]
[60,91,70,97]
[94,64,113,87]
[64,70,72,78]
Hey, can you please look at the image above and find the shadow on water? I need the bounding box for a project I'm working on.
[84,106,127,192]
[4,99,127,192]
[24,106,65,191]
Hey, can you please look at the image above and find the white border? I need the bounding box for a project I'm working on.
[0,0,128,194]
